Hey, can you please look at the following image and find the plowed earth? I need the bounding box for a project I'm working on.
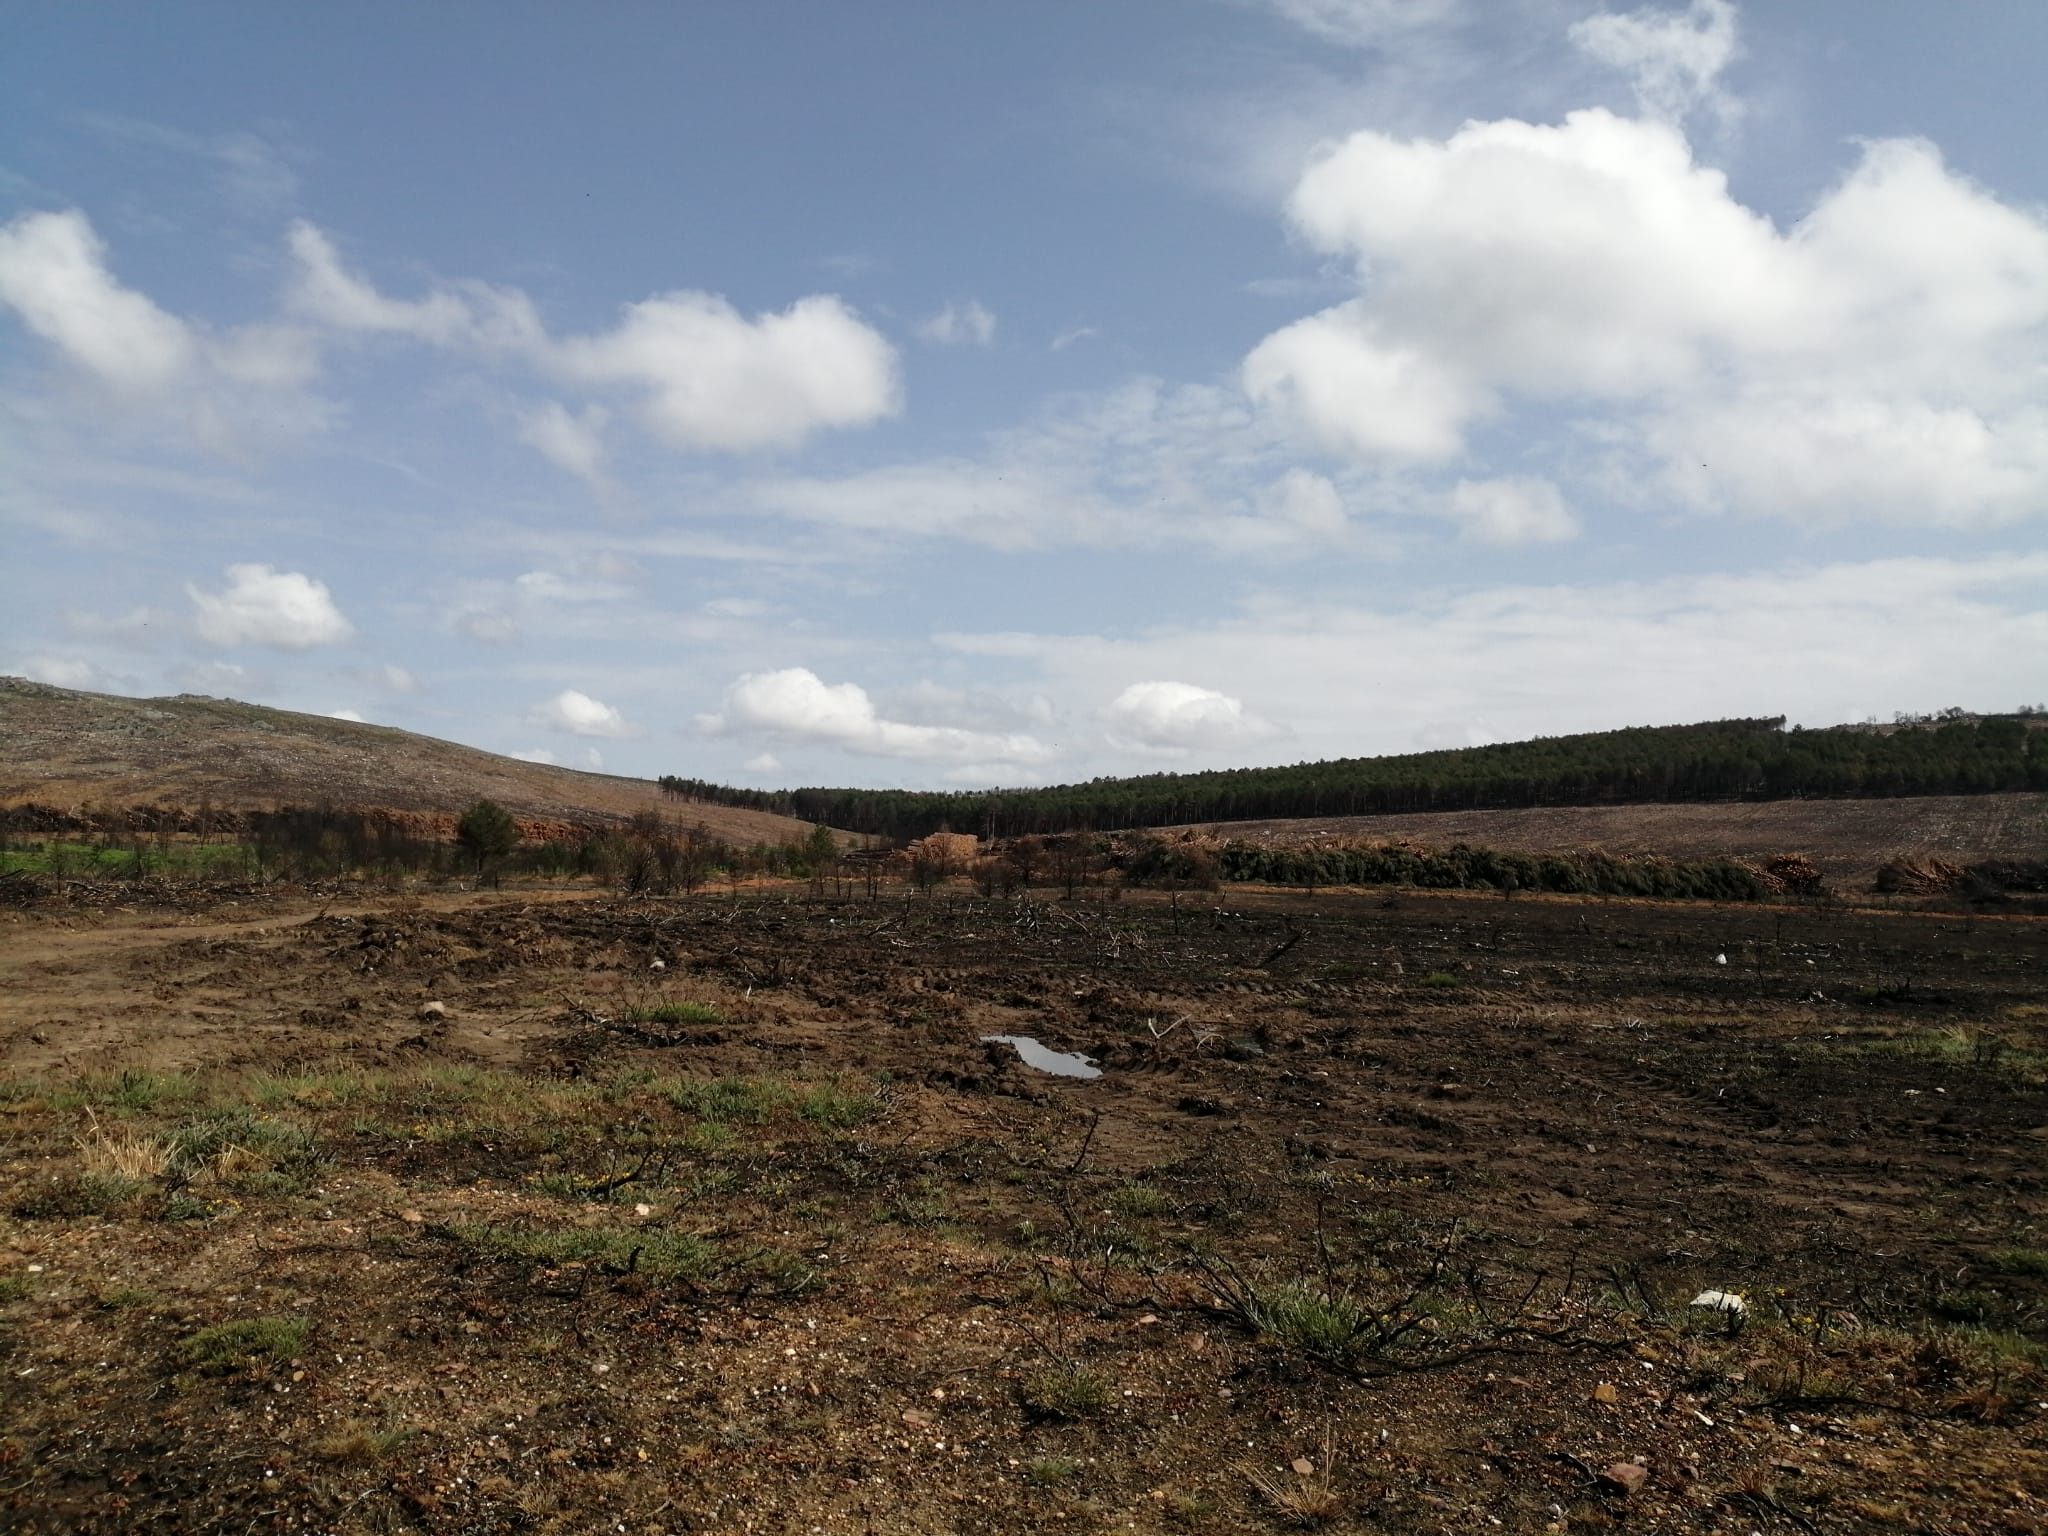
[1,882,2044,1534]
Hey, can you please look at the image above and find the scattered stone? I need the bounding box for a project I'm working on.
[29,1030,48,1045]
[1599,1462,1648,1495]
[901,1409,931,1428]
[418,1001,448,1020]
[400,1209,425,1224]
[1592,1382,1619,1404]
[1291,1457,1315,1476]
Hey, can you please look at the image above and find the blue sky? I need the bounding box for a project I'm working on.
[4,1,2045,787]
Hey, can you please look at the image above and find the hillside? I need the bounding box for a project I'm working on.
[1175,794,2048,891]
[0,678,818,845]
[661,712,2048,841]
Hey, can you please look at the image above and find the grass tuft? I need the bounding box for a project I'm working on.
[178,1316,309,1374]
[1985,1248,2048,1277]
[1022,1363,1113,1420]
[627,1000,726,1026]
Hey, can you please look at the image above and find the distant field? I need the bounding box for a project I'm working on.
[1178,793,2048,887]
[0,676,817,845]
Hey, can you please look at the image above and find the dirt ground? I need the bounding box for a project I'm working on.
[1,880,2043,1534]
[1181,793,2048,890]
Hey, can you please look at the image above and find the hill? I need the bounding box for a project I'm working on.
[0,677,818,845]
[662,712,2048,840]
[1175,794,2048,891]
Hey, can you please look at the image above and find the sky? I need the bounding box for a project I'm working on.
[4,0,2046,789]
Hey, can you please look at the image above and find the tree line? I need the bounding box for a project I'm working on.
[661,712,2048,841]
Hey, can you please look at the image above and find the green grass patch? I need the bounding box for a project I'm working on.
[450,1222,719,1282]
[795,1077,886,1129]
[0,842,256,879]
[1239,1279,1376,1365]
[627,1000,726,1026]
[168,1109,325,1192]
[178,1316,309,1374]
[1418,971,1462,989]
[1110,1182,1168,1220]
[11,1173,144,1219]
[1986,1249,2048,1278]
[79,1068,200,1113]
[1025,1456,1083,1486]
[1022,1363,1114,1420]
[664,1075,791,1125]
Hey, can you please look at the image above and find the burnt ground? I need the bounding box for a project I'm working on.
[1,881,2044,1534]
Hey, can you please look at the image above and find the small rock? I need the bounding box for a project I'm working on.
[1599,1462,1649,1495]
[29,1030,48,1045]
[1592,1382,1619,1404]
[419,1001,449,1020]
[1689,1289,1747,1318]
[649,959,665,970]
[901,1409,930,1428]
[400,1209,425,1224]
[1291,1457,1315,1476]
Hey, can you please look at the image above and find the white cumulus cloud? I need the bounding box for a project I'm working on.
[1245,108,2048,527]
[0,209,196,391]
[0,208,331,455]
[917,299,997,347]
[530,689,636,738]
[552,291,900,451]
[286,220,900,453]
[1105,681,1276,754]
[188,564,355,650]
[700,667,1055,766]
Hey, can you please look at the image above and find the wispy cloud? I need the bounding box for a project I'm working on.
[917,299,998,347]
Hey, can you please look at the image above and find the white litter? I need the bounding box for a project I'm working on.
[1715,953,1728,965]
[1690,1289,1747,1316]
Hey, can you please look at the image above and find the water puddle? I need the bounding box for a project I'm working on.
[981,1035,1102,1079]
